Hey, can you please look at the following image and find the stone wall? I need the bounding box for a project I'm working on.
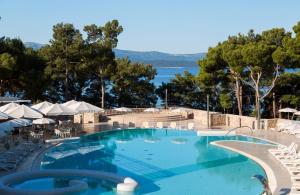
[74,112,100,124]
[211,114,226,126]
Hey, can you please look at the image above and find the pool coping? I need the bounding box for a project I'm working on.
[210,141,278,194]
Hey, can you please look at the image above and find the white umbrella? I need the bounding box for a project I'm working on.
[33,118,55,125]
[62,100,78,107]
[6,105,43,119]
[114,107,133,112]
[40,103,77,116]
[0,119,32,135]
[278,108,298,113]
[68,101,104,113]
[144,108,160,113]
[0,102,20,112]
[31,101,53,111]
[294,111,300,116]
[0,111,13,120]
[279,107,298,119]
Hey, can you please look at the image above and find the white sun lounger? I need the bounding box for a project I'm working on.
[269,142,295,154]
[271,144,298,159]
[142,122,150,128]
[169,122,177,129]
[187,123,195,130]
[156,122,163,129]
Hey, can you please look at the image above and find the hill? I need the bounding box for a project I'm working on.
[24,42,205,67]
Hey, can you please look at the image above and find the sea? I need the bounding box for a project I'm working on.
[153,66,199,106]
[153,66,199,87]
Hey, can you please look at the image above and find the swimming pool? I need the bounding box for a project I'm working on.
[38,129,268,194]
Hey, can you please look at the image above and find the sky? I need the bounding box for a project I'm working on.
[0,0,300,54]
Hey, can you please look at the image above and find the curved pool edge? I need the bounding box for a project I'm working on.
[210,140,287,194]
[31,143,60,171]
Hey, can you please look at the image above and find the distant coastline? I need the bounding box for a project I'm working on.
[157,66,184,69]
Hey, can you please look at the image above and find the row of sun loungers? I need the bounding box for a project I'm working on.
[270,121,300,137]
[141,121,194,130]
[112,121,195,130]
[0,142,42,172]
[54,128,71,138]
[269,142,300,194]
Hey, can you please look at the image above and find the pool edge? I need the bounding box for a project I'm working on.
[210,141,277,194]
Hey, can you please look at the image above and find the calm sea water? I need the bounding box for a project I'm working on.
[154,66,199,106]
[153,66,199,87]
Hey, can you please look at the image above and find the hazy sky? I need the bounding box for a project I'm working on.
[0,0,299,54]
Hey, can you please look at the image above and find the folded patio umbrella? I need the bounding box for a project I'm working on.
[5,104,43,119]
[40,103,77,116]
[32,118,55,125]
[31,101,53,111]
[0,102,20,113]
[67,101,104,113]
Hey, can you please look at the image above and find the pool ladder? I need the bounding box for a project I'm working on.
[225,126,254,136]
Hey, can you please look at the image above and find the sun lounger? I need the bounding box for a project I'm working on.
[187,123,195,130]
[270,143,297,158]
[156,122,163,129]
[169,122,177,129]
[142,122,149,128]
[269,142,295,153]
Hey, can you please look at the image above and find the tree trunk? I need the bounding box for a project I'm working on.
[0,80,4,96]
[235,78,243,116]
[272,92,276,118]
[101,78,105,109]
[256,87,261,130]
[279,101,282,118]
[64,68,69,101]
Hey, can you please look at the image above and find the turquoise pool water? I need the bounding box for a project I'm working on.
[39,129,267,194]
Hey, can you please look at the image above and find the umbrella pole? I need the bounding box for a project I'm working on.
[288,113,290,120]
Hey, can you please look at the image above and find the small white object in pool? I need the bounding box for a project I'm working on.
[117,177,138,192]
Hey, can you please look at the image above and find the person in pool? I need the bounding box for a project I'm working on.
[252,174,272,195]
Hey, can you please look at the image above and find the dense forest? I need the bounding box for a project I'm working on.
[1,20,300,120]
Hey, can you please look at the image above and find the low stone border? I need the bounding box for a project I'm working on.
[211,141,277,194]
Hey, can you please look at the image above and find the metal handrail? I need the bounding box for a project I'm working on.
[225,126,254,136]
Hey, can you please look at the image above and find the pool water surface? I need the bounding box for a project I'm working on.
[38,129,267,194]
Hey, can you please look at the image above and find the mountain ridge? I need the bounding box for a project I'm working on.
[25,42,205,67]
